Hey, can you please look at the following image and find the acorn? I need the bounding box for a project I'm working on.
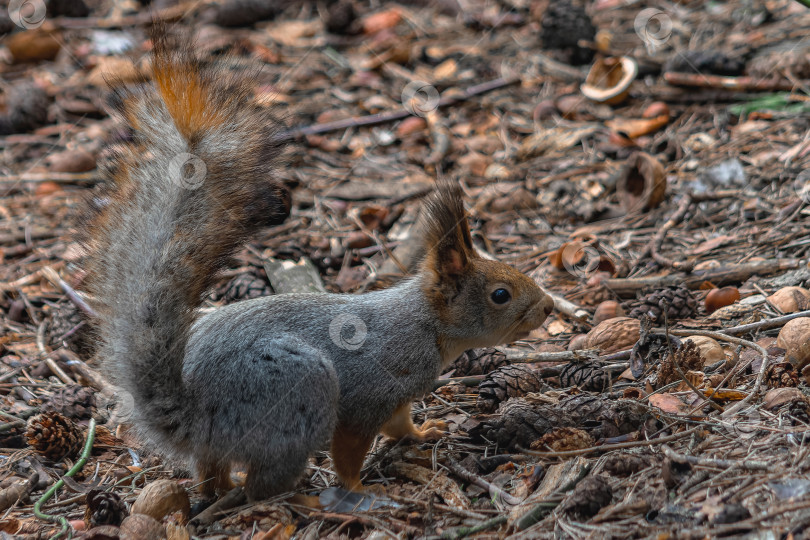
[705,286,740,314]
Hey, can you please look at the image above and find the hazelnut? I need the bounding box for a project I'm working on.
[131,480,190,523]
[568,334,588,351]
[776,317,810,370]
[704,286,740,314]
[767,286,810,313]
[580,56,638,105]
[592,300,625,325]
[583,317,640,353]
[684,336,725,366]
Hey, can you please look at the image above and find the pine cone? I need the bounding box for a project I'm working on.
[469,395,647,451]
[560,362,609,391]
[477,364,548,413]
[602,453,653,477]
[560,475,612,518]
[538,0,596,65]
[218,273,271,303]
[450,348,508,377]
[85,489,128,527]
[657,340,703,387]
[629,286,697,323]
[48,303,93,356]
[765,361,799,388]
[41,385,96,420]
[26,412,84,461]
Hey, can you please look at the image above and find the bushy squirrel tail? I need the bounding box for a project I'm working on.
[85,30,291,450]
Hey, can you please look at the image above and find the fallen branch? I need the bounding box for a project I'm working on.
[664,71,803,91]
[603,259,801,296]
[661,445,770,471]
[283,77,519,140]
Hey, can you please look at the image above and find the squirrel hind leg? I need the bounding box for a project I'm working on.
[244,455,309,501]
[197,459,234,498]
[331,424,375,492]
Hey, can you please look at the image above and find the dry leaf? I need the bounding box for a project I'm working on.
[648,393,689,415]
[605,115,668,138]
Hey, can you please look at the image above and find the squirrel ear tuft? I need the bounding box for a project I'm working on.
[421,180,475,277]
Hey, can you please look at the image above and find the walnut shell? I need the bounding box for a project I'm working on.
[120,514,166,540]
[130,480,190,523]
[616,152,666,212]
[583,317,640,353]
[768,286,810,313]
[592,300,625,326]
[776,317,810,369]
[684,336,726,366]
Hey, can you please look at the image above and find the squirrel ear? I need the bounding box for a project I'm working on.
[421,180,475,277]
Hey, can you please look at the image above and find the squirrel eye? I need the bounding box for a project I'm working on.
[491,288,511,304]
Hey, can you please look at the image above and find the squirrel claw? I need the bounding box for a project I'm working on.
[414,420,449,442]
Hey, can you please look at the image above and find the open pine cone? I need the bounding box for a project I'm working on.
[85,489,128,527]
[476,364,549,413]
[26,411,84,461]
[450,348,508,377]
[560,362,610,391]
[629,286,697,322]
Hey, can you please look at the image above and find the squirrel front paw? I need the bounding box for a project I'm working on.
[413,419,449,442]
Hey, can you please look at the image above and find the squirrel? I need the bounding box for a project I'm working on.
[86,31,555,502]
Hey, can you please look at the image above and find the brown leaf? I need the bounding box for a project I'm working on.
[605,115,669,138]
[648,393,689,415]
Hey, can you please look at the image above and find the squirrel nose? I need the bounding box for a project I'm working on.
[544,304,552,315]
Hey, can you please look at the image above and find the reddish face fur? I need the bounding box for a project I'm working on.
[420,180,554,363]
